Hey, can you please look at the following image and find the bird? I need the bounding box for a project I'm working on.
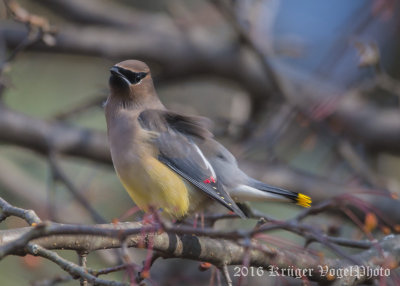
[104,60,311,220]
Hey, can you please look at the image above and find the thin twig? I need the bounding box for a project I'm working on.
[0,197,41,225]
[78,250,89,286]
[89,264,132,277]
[26,243,127,286]
[219,265,232,286]
[49,155,106,224]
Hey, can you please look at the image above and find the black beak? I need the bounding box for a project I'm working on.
[110,66,122,77]
[109,66,131,89]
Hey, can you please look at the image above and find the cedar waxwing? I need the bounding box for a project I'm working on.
[105,60,311,219]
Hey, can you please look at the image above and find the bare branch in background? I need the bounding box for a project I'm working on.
[2,23,400,153]
[0,105,110,163]
[49,154,106,223]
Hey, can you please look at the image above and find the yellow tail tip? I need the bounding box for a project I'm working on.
[297,193,312,208]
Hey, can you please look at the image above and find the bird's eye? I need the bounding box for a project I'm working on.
[134,72,147,83]
[125,71,147,84]
[117,67,147,85]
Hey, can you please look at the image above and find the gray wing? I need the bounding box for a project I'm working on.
[138,109,246,218]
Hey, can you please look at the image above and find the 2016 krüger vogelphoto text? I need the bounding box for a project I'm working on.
[233,265,391,280]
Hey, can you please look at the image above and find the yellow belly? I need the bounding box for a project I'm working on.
[118,156,190,219]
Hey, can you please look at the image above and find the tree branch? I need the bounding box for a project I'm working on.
[0,197,41,225]
[0,221,397,284]
[2,22,400,154]
[26,243,126,286]
[0,105,110,163]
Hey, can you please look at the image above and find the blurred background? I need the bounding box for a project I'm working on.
[0,0,400,285]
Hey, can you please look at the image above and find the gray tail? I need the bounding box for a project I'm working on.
[249,179,311,208]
